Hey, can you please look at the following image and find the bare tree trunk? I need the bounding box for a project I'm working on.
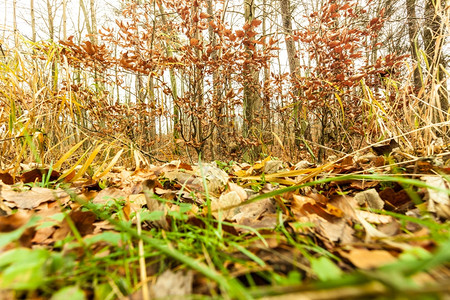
[192,4,204,155]
[280,0,306,150]
[423,0,448,116]
[13,0,18,47]
[148,77,157,141]
[89,0,98,43]
[406,0,421,88]
[62,0,67,40]
[80,0,94,43]
[261,0,272,150]
[30,0,36,42]
[207,0,220,159]
[156,0,181,154]
[46,0,57,91]
[243,0,262,161]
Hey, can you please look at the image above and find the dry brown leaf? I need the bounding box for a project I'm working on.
[340,248,397,269]
[143,182,169,230]
[228,182,248,201]
[0,211,31,232]
[232,198,276,224]
[314,218,356,244]
[212,191,242,221]
[355,211,388,241]
[292,194,342,221]
[53,210,96,240]
[31,226,56,244]
[378,187,411,210]
[149,270,193,299]
[329,195,358,219]
[356,210,393,224]
[92,187,128,204]
[423,176,450,218]
[263,160,283,174]
[128,194,147,206]
[238,215,278,231]
[0,171,14,185]
[349,180,379,190]
[19,169,60,184]
[1,185,70,209]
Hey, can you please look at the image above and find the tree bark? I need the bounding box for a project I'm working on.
[406,0,421,88]
[280,0,304,150]
[206,0,221,159]
[423,0,448,116]
[89,0,98,43]
[30,0,36,42]
[13,0,18,47]
[155,0,181,153]
[243,0,262,161]
[261,0,272,148]
[80,0,94,43]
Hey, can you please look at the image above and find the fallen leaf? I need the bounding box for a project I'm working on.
[292,194,342,221]
[357,210,393,224]
[340,248,397,269]
[228,182,247,201]
[143,184,169,230]
[379,187,411,211]
[0,211,30,232]
[238,215,278,231]
[53,210,96,240]
[314,218,356,244]
[422,176,450,218]
[232,198,276,224]
[263,160,283,174]
[349,180,379,190]
[1,185,70,209]
[0,171,14,185]
[212,191,242,221]
[31,226,56,244]
[92,187,128,204]
[150,270,193,299]
[19,169,60,183]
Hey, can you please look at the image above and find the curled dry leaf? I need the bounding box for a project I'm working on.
[232,198,276,225]
[0,171,14,185]
[292,194,344,221]
[211,191,242,221]
[1,185,70,209]
[422,176,450,218]
[263,160,284,174]
[228,182,247,201]
[356,210,394,225]
[339,248,397,269]
[53,210,96,240]
[92,187,128,204]
[143,180,169,230]
[0,211,31,232]
[314,217,356,244]
[19,169,60,184]
[149,270,193,299]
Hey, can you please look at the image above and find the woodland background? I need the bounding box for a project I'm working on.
[0,0,448,165]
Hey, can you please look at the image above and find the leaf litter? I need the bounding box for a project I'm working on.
[0,153,449,299]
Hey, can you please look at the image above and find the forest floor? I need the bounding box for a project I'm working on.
[0,149,450,299]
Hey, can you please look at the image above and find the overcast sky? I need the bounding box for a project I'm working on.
[0,0,118,44]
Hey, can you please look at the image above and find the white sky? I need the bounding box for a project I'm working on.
[0,0,117,43]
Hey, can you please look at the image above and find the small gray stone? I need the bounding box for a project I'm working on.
[354,188,384,210]
[263,160,284,174]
